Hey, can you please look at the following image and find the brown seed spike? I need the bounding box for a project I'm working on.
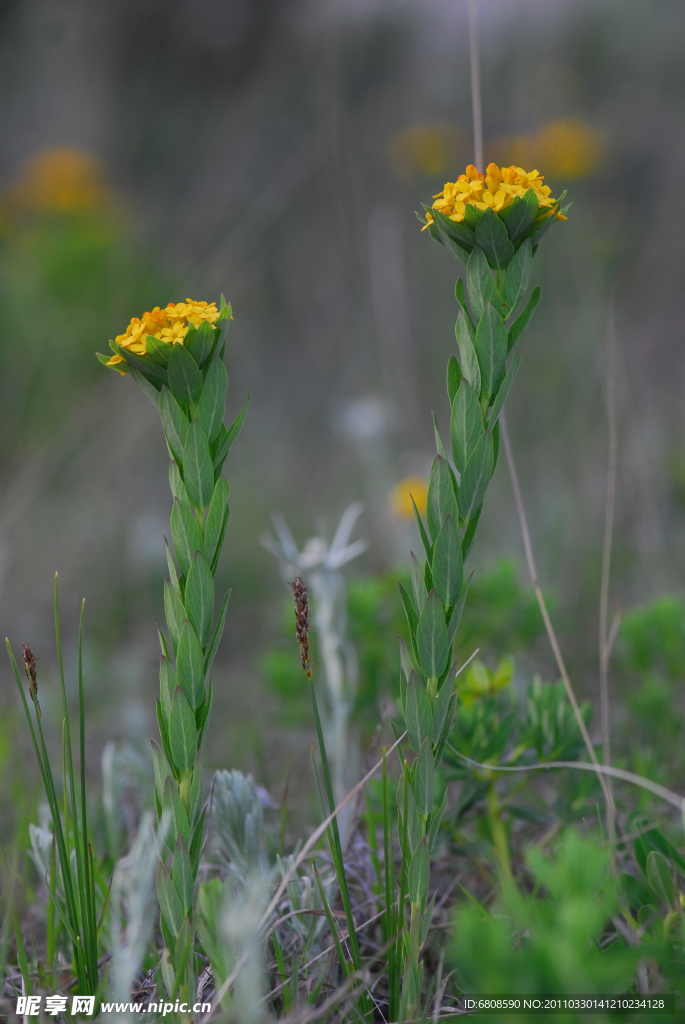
[22,643,42,718]
[289,577,312,678]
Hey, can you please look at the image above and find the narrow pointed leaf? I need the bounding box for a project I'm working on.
[500,238,532,318]
[503,188,539,244]
[508,285,541,352]
[185,320,215,368]
[169,686,197,772]
[204,590,230,676]
[447,578,470,645]
[433,670,455,744]
[455,311,481,396]
[432,514,463,607]
[160,385,189,465]
[170,498,203,578]
[183,421,214,509]
[414,738,435,817]
[398,583,419,646]
[172,834,194,914]
[427,456,458,541]
[159,656,177,719]
[458,431,494,523]
[151,739,168,810]
[429,206,476,251]
[411,495,432,561]
[212,394,250,474]
[129,368,161,407]
[185,552,214,648]
[398,635,415,681]
[475,207,515,269]
[205,476,230,572]
[405,671,433,754]
[432,413,448,462]
[450,378,483,474]
[409,838,430,905]
[189,761,204,829]
[447,354,462,405]
[455,277,473,324]
[169,461,190,507]
[164,579,185,655]
[176,620,205,709]
[466,246,501,321]
[157,863,184,936]
[474,303,508,396]
[198,355,227,442]
[167,342,203,406]
[428,790,448,855]
[489,354,520,428]
[417,589,449,679]
[410,552,427,615]
[162,775,190,846]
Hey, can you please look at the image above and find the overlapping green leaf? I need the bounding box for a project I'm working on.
[458,431,494,523]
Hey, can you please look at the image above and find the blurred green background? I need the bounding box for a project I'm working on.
[2,0,685,841]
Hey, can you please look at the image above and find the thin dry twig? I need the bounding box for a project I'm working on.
[499,412,614,812]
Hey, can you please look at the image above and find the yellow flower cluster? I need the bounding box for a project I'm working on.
[391,477,428,519]
[424,162,564,229]
[107,300,220,368]
[13,148,108,213]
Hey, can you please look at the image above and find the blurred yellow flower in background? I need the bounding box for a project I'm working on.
[106,299,220,368]
[11,148,109,213]
[493,119,605,180]
[424,161,564,230]
[392,477,428,519]
[388,123,462,182]
[459,657,513,708]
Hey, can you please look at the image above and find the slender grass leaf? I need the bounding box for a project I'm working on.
[170,499,203,578]
[458,431,494,523]
[432,514,463,607]
[500,238,532,318]
[203,588,230,676]
[186,320,215,368]
[466,246,501,321]
[474,303,508,396]
[159,656,177,719]
[417,589,449,679]
[205,476,230,572]
[647,850,675,908]
[414,738,435,817]
[183,421,214,510]
[475,207,515,269]
[167,342,204,406]
[508,285,541,352]
[164,579,185,656]
[410,552,427,615]
[447,354,462,405]
[489,354,520,428]
[169,687,197,772]
[198,356,227,443]
[455,311,481,396]
[157,863,184,936]
[450,378,483,475]
[176,620,205,709]
[409,838,430,904]
[185,552,214,648]
[504,188,539,244]
[427,455,458,541]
